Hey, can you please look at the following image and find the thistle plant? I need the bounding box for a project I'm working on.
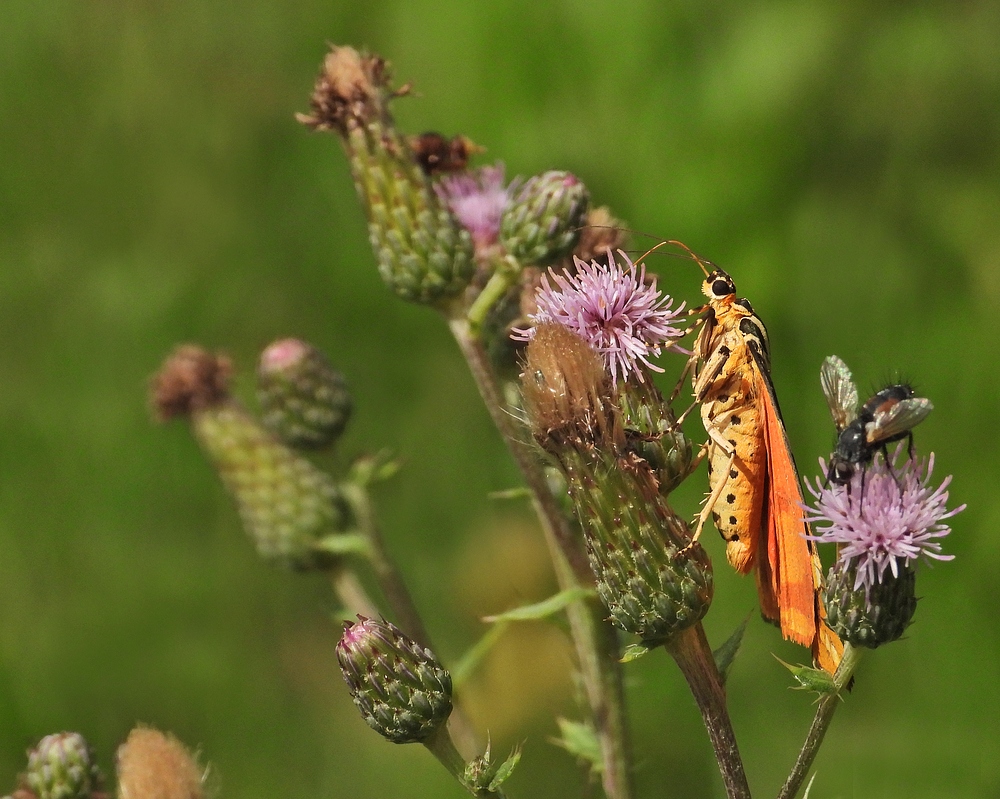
[51,40,961,799]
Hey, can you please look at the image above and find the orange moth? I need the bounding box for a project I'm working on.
[678,255,842,673]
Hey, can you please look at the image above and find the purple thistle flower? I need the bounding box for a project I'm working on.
[434,162,508,249]
[512,251,686,385]
[805,447,964,595]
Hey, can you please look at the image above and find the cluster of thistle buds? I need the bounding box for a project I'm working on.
[142,40,968,799]
[3,727,204,799]
[295,37,965,694]
[151,339,357,571]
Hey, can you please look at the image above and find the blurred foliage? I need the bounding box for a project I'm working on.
[1,2,997,798]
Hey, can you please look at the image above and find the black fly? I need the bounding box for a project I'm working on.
[820,355,933,486]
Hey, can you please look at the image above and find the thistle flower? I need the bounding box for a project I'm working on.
[297,45,474,306]
[513,252,686,385]
[434,163,509,250]
[336,616,453,744]
[805,448,963,595]
[151,345,350,570]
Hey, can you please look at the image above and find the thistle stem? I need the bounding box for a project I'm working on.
[665,623,751,799]
[465,255,520,336]
[339,480,480,758]
[328,560,380,618]
[447,315,634,799]
[340,481,432,647]
[776,644,861,799]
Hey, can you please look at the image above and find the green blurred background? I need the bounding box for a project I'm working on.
[2,2,997,797]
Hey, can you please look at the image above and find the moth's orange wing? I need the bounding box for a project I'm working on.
[756,371,816,648]
[755,370,844,673]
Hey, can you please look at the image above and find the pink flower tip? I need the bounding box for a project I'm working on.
[435,162,509,249]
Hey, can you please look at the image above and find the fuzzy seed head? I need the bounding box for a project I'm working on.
[116,727,204,799]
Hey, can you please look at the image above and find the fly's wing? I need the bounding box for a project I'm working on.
[865,398,934,445]
[820,355,859,432]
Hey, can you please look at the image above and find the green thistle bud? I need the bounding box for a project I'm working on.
[25,733,101,799]
[500,171,590,266]
[520,324,712,643]
[616,379,693,497]
[257,339,352,450]
[823,561,917,649]
[152,346,349,570]
[298,46,474,306]
[337,616,453,744]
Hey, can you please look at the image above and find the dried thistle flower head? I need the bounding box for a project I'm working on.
[116,727,204,799]
[514,252,686,385]
[520,322,616,454]
[150,346,232,422]
[296,46,390,133]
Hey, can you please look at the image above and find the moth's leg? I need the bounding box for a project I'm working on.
[686,423,736,549]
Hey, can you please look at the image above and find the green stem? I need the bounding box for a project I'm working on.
[776,644,862,799]
[328,560,380,619]
[665,624,751,799]
[423,727,506,799]
[447,315,634,799]
[340,481,432,647]
[465,255,521,336]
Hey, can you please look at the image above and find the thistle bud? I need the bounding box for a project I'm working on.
[24,733,101,799]
[521,325,712,643]
[298,46,474,306]
[257,339,352,450]
[571,206,628,267]
[500,171,590,266]
[337,617,453,744]
[616,379,693,496]
[152,346,349,570]
[822,561,917,649]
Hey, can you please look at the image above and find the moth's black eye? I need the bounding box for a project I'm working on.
[712,279,730,297]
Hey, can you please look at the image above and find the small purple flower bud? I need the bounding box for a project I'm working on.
[337,617,453,744]
[257,338,352,450]
[513,252,687,385]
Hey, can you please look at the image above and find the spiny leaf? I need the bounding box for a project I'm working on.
[620,641,657,663]
[775,656,838,694]
[713,613,751,684]
[349,448,401,486]
[550,718,603,776]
